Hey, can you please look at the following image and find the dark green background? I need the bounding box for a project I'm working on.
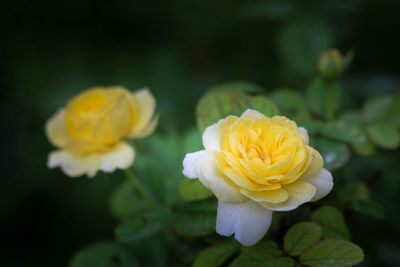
[1,0,400,266]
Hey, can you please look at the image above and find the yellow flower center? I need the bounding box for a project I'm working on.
[64,87,136,151]
[215,115,311,190]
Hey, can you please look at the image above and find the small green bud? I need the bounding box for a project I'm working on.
[317,49,344,80]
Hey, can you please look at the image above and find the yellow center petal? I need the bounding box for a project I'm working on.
[213,113,320,202]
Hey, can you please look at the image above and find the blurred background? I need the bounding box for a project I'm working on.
[1,0,400,266]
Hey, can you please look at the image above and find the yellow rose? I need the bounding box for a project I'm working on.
[46,86,158,177]
[183,109,333,246]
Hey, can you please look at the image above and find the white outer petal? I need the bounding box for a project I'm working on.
[183,150,245,202]
[197,157,246,203]
[241,109,266,119]
[298,127,309,145]
[182,150,208,178]
[202,123,220,152]
[48,142,134,177]
[216,200,272,246]
[304,168,333,202]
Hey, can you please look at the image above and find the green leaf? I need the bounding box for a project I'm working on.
[241,240,283,259]
[109,180,150,219]
[128,234,168,267]
[173,200,217,237]
[196,90,249,132]
[270,89,309,120]
[299,239,364,267]
[384,94,400,127]
[277,18,333,76]
[362,94,400,128]
[311,206,350,240]
[196,90,279,132]
[365,122,400,149]
[179,179,213,201]
[115,209,171,243]
[306,78,340,119]
[319,121,363,144]
[310,136,350,170]
[193,241,240,267]
[70,241,137,267]
[284,222,322,256]
[306,78,326,117]
[337,183,369,203]
[229,240,295,267]
[362,95,393,122]
[337,112,376,155]
[352,136,376,156]
[351,199,384,219]
[247,95,280,118]
[230,256,296,267]
[208,81,265,95]
[183,128,203,152]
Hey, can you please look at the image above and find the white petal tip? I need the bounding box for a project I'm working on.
[309,168,333,202]
[182,151,207,179]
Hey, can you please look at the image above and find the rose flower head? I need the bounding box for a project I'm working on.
[46,86,158,177]
[183,109,333,246]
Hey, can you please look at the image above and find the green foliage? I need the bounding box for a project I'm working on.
[284,222,322,256]
[230,256,296,267]
[362,94,400,149]
[109,180,150,218]
[115,209,171,243]
[230,240,296,267]
[277,18,333,76]
[196,86,279,132]
[70,242,137,267]
[179,179,213,201]
[337,182,369,203]
[270,89,309,120]
[310,137,350,171]
[365,123,400,149]
[311,206,350,240]
[362,95,394,122]
[338,112,376,155]
[173,200,217,237]
[351,199,384,219]
[193,240,240,267]
[299,239,364,267]
[306,78,341,120]
[207,81,265,95]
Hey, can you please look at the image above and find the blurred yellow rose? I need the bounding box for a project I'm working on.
[46,86,158,177]
[183,109,333,246]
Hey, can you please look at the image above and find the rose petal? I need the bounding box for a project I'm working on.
[240,188,289,203]
[298,127,309,145]
[300,148,323,179]
[260,181,316,211]
[182,150,208,178]
[45,109,69,147]
[240,109,266,119]
[203,122,220,151]
[216,200,273,246]
[183,150,245,202]
[48,142,134,177]
[129,88,158,138]
[304,168,333,202]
